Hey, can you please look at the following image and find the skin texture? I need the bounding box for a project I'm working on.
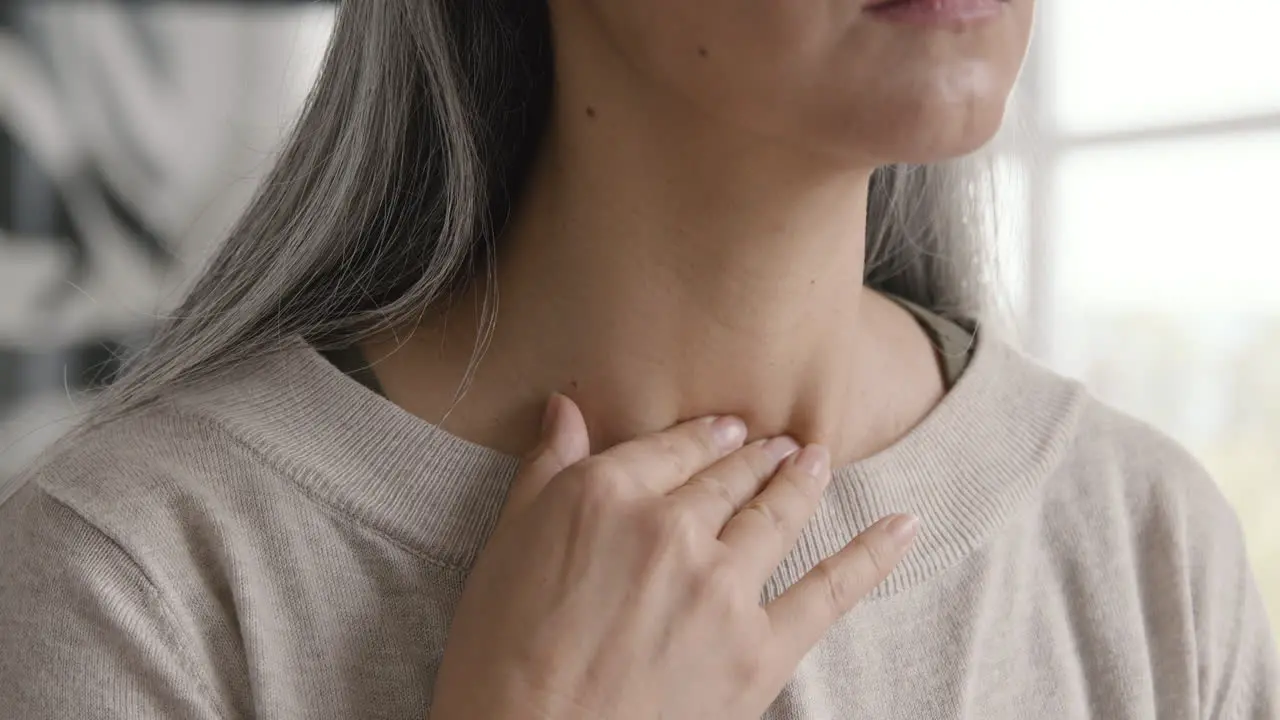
[367,0,1035,464]
[369,0,1035,716]
[564,0,1032,165]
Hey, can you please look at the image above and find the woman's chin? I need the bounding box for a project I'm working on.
[837,101,1011,166]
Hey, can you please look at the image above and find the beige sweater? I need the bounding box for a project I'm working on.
[1,334,1276,719]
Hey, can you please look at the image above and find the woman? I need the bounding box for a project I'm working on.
[1,0,1275,717]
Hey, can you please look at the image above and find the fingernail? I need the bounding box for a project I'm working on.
[885,514,919,544]
[762,436,801,462]
[541,394,561,435]
[794,444,830,478]
[711,416,747,450]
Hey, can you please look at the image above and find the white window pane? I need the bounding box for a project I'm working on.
[1046,133,1280,622]
[1053,133,1280,315]
[1047,0,1280,134]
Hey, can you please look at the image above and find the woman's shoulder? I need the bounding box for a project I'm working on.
[974,337,1257,588]
[0,403,257,717]
[1047,377,1240,541]
[2,339,353,546]
[0,391,312,618]
[978,344,1278,713]
[1066,398,1278,714]
[974,335,1236,523]
[4,399,281,540]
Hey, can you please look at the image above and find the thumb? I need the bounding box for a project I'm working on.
[498,393,590,522]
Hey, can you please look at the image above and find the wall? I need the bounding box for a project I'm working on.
[0,2,332,479]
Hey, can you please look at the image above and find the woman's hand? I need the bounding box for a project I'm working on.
[429,394,919,720]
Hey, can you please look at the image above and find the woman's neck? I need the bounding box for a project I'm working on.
[365,97,946,463]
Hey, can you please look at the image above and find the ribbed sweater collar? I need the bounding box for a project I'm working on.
[183,333,1086,599]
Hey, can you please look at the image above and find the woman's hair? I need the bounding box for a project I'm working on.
[90,1,1001,425]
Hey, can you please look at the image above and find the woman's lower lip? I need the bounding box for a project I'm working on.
[865,0,1006,26]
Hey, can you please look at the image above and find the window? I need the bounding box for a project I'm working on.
[1013,1,1280,625]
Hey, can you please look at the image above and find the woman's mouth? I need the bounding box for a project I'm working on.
[864,0,1008,26]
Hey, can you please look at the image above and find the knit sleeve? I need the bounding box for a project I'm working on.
[0,482,228,719]
[1185,477,1280,719]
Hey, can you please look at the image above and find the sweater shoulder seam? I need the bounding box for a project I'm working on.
[30,486,231,720]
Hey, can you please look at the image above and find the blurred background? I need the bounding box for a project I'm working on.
[0,2,1276,629]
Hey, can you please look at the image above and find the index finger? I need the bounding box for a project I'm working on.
[597,415,748,494]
